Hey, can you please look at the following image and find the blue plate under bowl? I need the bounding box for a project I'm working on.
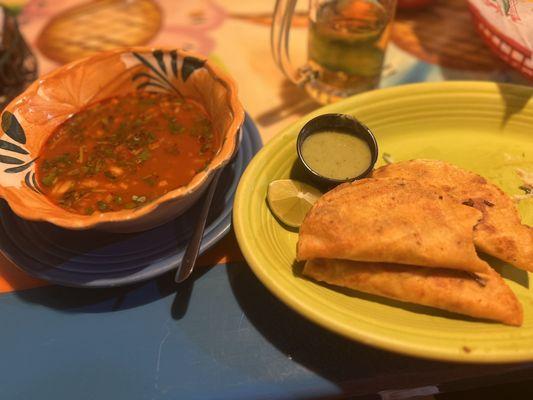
[0,115,262,288]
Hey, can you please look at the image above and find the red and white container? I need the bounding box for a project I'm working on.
[468,0,533,80]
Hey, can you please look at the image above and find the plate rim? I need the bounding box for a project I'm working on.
[0,114,262,288]
[233,81,533,363]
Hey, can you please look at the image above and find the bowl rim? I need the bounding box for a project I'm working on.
[0,46,245,230]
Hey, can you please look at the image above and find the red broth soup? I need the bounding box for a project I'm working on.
[36,91,219,215]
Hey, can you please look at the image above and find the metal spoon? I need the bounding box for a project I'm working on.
[174,167,223,283]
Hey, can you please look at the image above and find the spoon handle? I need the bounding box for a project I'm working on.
[175,168,223,283]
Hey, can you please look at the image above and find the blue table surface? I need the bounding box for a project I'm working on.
[2,262,533,400]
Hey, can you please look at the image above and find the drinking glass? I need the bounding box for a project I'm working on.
[272,0,397,104]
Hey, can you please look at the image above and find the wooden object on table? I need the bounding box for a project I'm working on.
[391,0,502,71]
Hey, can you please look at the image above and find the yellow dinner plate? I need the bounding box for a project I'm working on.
[233,81,533,363]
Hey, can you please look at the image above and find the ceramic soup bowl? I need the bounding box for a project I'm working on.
[0,47,244,232]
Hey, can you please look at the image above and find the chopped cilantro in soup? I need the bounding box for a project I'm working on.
[36,91,219,215]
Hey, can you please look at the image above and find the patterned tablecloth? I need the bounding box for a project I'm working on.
[1,1,532,399]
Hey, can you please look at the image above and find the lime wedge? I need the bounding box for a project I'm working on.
[267,179,323,228]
